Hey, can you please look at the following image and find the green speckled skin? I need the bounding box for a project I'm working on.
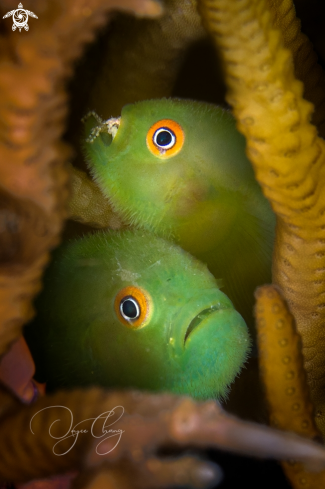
[26,230,250,400]
[84,99,276,329]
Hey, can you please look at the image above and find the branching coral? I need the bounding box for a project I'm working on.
[198,0,325,438]
[0,0,219,484]
[4,0,325,487]
[0,0,161,357]
[0,387,220,482]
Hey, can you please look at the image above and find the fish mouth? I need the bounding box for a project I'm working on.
[184,304,228,344]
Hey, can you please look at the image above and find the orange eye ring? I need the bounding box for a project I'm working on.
[114,286,152,329]
[146,119,185,158]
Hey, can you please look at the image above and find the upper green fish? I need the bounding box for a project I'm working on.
[83,99,276,329]
[26,230,250,399]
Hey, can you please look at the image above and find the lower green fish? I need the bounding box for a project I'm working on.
[26,230,250,400]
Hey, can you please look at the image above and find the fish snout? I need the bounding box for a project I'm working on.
[170,291,235,355]
[184,304,229,344]
[168,291,250,399]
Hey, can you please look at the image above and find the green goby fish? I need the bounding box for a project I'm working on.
[26,230,250,399]
[83,99,276,330]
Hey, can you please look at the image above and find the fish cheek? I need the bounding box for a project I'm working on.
[91,315,172,391]
[109,156,181,228]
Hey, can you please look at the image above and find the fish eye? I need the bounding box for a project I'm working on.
[114,286,152,328]
[120,296,140,320]
[146,119,185,158]
[153,128,176,150]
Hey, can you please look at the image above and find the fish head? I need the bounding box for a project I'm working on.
[87,231,250,399]
[32,230,250,399]
[83,99,254,247]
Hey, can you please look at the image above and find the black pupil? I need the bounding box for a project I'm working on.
[122,298,138,319]
[156,130,173,147]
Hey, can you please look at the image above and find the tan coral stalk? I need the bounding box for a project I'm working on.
[0,387,219,483]
[4,385,325,484]
[0,0,161,356]
[89,0,205,119]
[198,0,325,436]
[68,165,126,229]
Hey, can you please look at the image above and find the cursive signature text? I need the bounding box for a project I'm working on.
[30,405,125,456]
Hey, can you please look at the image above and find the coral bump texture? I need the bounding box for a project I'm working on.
[266,0,325,138]
[0,0,160,357]
[5,0,325,485]
[198,0,325,436]
[255,285,325,488]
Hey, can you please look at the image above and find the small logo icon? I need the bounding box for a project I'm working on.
[3,3,38,32]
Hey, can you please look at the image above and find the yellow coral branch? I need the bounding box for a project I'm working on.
[255,285,317,437]
[198,0,325,436]
[256,285,325,488]
[266,0,325,138]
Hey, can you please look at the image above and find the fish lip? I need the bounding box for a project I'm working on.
[184,304,230,345]
[169,290,234,356]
